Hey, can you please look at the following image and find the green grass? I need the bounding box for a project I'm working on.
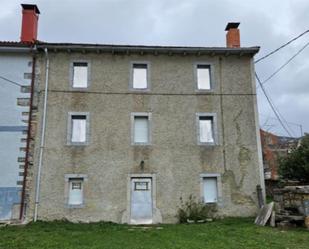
[0,218,308,249]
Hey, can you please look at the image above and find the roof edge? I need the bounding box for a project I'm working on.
[36,42,260,55]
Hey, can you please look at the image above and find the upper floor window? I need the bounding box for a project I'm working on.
[197,113,217,145]
[131,62,149,90]
[131,113,151,145]
[71,61,89,88]
[67,112,90,145]
[196,64,212,90]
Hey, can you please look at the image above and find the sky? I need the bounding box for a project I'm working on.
[1,0,308,137]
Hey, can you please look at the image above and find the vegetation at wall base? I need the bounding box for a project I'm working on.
[1,218,309,249]
[177,195,217,223]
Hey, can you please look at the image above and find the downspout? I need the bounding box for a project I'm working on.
[19,45,37,220]
[34,48,49,222]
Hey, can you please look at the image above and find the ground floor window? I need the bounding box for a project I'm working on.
[200,173,222,205]
[64,174,87,208]
[68,178,84,205]
[203,177,218,203]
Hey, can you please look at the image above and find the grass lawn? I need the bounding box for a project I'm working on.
[0,218,308,249]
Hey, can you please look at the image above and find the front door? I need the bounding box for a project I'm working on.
[130,178,152,224]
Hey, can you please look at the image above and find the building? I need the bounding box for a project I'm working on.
[9,5,266,224]
[0,4,40,221]
[260,129,299,181]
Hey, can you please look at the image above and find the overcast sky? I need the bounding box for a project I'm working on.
[1,0,308,137]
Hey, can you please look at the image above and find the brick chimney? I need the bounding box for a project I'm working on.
[225,22,240,48]
[20,4,40,43]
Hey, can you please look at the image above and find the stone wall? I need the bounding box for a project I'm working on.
[26,51,264,223]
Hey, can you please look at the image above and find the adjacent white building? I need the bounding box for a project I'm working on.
[0,4,39,221]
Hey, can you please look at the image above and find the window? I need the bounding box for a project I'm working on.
[200,173,222,205]
[67,112,90,145]
[68,178,83,205]
[195,64,213,90]
[199,117,214,143]
[71,61,89,88]
[131,62,149,90]
[197,113,217,145]
[131,113,151,145]
[71,115,86,143]
[203,177,218,203]
[134,181,149,191]
[65,174,88,208]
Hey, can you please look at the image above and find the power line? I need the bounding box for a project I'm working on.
[275,107,297,137]
[260,40,309,86]
[255,29,309,64]
[255,72,294,137]
[0,76,23,87]
[259,113,303,137]
[259,113,301,126]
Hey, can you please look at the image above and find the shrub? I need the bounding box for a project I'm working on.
[279,134,309,183]
[177,195,217,223]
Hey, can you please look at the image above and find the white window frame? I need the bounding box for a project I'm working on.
[196,113,218,145]
[129,61,150,91]
[67,112,90,146]
[64,174,88,208]
[200,173,222,206]
[131,112,152,145]
[194,62,215,91]
[70,60,91,89]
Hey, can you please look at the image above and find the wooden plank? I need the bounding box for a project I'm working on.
[254,202,274,226]
[276,214,304,221]
[270,211,276,227]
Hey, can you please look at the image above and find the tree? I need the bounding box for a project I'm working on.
[279,134,309,183]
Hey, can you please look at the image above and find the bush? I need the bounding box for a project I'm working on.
[177,195,217,223]
[279,134,309,183]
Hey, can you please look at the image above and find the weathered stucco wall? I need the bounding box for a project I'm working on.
[27,51,263,223]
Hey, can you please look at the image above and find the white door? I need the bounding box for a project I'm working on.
[130,178,152,224]
[203,177,218,203]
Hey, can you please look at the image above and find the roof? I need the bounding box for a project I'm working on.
[36,42,259,56]
[0,40,259,56]
[0,41,32,47]
[0,41,35,52]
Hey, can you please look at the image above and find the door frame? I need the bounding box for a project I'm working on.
[130,177,153,224]
[124,173,159,224]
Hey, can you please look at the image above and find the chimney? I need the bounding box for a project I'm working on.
[225,22,240,48]
[20,4,40,43]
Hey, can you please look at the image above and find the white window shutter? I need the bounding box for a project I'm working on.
[197,67,211,90]
[203,177,218,203]
[73,64,88,88]
[133,68,147,89]
[199,119,214,143]
[69,180,83,205]
[72,118,86,142]
[134,117,149,143]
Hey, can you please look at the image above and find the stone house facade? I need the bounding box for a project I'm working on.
[10,5,265,224]
[25,29,265,224]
